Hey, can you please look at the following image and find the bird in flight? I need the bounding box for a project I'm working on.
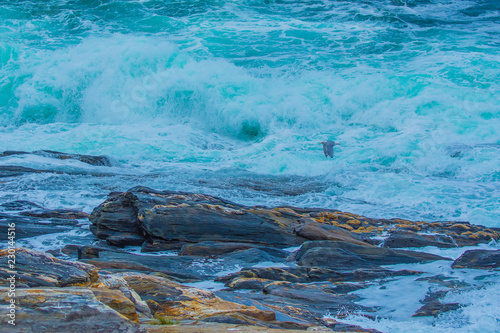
[320,141,339,158]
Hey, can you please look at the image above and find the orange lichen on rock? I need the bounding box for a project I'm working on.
[346,219,361,226]
[339,224,353,231]
[395,224,421,231]
[461,231,479,238]
[273,207,302,217]
[124,274,275,322]
[448,223,471,230]
[317,212,337,219]
[392,219,411,225]
[91,288,139,323]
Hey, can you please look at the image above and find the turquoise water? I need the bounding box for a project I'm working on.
[0,2,499,330]
[1,1,499,224]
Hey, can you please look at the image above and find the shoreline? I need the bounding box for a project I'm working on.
[0,186,498,332]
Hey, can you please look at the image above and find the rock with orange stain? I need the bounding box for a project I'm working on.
[123,274,275,322]
[0,287,142,332]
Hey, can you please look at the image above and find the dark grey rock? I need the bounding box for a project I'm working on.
[383,231,457,248]
[106,233,145,247]
[0,214,77,239]
[179,241,260,256]
[89,192,141,234]
[452,249,500,269]
[0,248,98,287]
[296,241,451,269]
[1,150,112,166]
[412,301,461,317]
[219,248,288,265]
[217,266,423,286]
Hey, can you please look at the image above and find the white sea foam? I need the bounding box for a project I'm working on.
[337,242,500,332]
[14,229,94,253]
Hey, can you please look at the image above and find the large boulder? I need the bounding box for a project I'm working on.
[89,187,499,251]
[89,187,374,249]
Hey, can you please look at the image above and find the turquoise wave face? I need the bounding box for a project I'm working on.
[0,0,499,227]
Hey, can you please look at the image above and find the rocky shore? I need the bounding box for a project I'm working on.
[1,186,499,332]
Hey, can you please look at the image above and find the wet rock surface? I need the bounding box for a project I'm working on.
[0,201,89,239]
[216,267,422,286]
[0,248,98,287]
[412,301,461,317]
[383,230,457,248]
[0,213,78,239]
[123,274,276,322]
[179,241,261,256]
[1,187,499,332]
[295,240,450,269]
[452,249,500,269]
[89,187,499,250]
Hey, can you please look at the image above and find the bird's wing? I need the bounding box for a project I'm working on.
[323,144,328,157]
[326,141,334,158]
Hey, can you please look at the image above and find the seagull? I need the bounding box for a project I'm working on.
[320,141,339,158]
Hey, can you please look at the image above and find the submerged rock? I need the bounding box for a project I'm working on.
[412,301,461,317]
[262,281,366,313]
[0,202,88,240]
[19,209,89,219]
[1,150,113,166]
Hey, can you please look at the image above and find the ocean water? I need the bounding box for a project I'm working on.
[0,0,499,331]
